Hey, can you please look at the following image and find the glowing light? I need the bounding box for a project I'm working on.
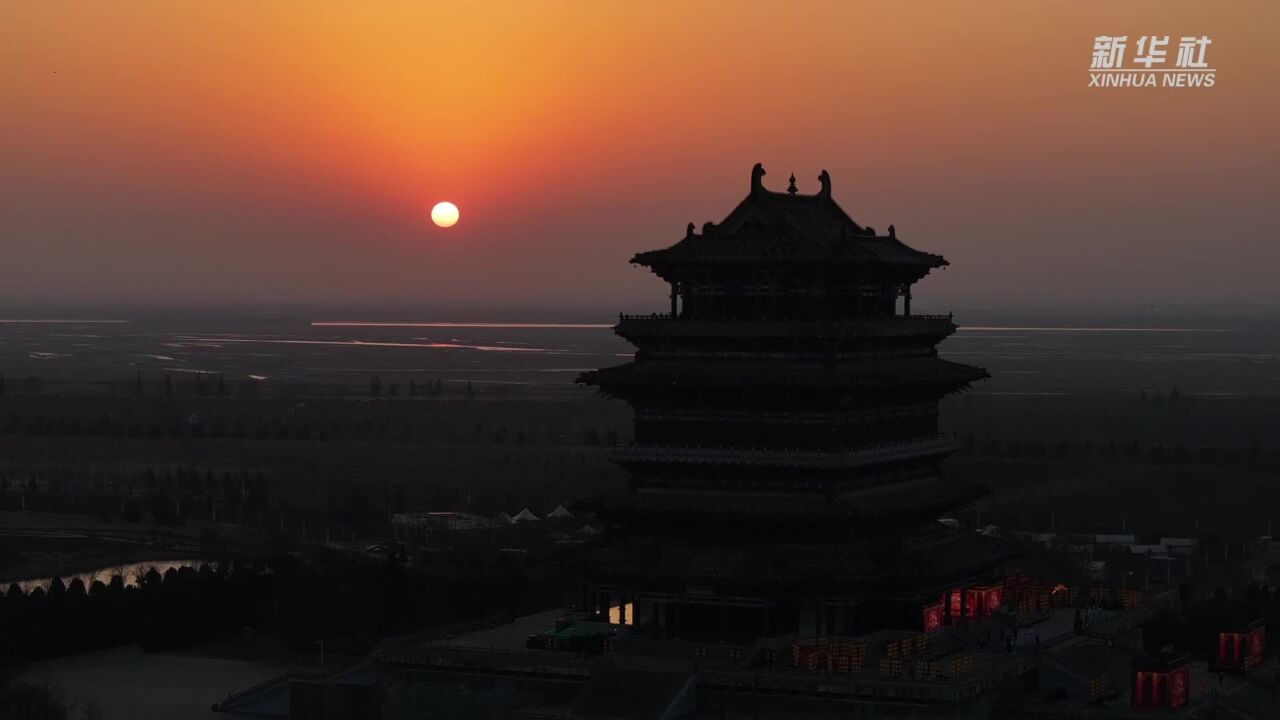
[431,201,459,228]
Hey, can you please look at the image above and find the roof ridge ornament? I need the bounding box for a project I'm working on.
[818,170,831,198]
[787,173,798,194]
[888,224,896,239]
[750,163,766,196]
[686,222,696,239]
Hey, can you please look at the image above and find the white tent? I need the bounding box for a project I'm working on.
[547,505,574,519]
[576,523,601,535]
[512,508,540,523]
[496,512,515,526]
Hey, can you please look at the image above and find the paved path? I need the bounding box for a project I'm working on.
[18,646,292,720]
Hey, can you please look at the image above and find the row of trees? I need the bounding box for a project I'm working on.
[0,375,45,397]
[959,434,1272,466]
[0,409,626,448]
[0,561,275,663]
[0,465,394,541]
[0,372,485,400]
[0,552,559,667]
[134,372,230,398]
[0,680,102,720]
[368,376,455,398]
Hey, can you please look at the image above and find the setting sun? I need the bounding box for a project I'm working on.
[431,201,459,228]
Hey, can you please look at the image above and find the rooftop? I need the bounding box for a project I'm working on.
[580,356,988,394]
[632,164,946,273]
[578,475,989,528]
[573,526,1013,590]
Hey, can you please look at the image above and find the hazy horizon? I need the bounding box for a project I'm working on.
[2,297,1278,331]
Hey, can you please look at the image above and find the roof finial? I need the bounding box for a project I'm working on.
[686,222,695,239]
[818,170,831,198]
[750,163,766,195]
[888,224,896,238]
[787,173,798,194]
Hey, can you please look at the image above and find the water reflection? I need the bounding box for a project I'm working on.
[7,559,205,593]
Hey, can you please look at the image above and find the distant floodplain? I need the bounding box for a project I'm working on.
[0,317,1275,396]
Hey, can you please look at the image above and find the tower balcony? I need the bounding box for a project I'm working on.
[611,434,961,469]
[615,313,955,342]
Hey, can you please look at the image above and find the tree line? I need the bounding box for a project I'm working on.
[959,434,1274,467]
[0,551,560,668]
[0,372,483,400]
[0,561,274,664]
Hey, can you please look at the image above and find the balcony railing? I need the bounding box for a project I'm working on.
[614,314,956,343]
[611,434,961,469]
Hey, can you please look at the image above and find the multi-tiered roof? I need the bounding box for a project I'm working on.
[576,165,1005,640]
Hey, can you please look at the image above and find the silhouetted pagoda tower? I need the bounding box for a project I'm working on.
[577,164,1009,643]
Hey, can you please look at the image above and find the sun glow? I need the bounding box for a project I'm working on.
[431,201,459,228]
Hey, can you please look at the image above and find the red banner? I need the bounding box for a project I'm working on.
[923,603,943,632]
[1247,627,1265,667]
[1169,667,1189,708]
[985,585,1003,612]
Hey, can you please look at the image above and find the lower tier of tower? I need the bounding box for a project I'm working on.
[572,522,1015,645]
[581,469,987,537]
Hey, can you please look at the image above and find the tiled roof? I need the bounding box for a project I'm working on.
[580,356,988,392]
[575,538,877,587]
[632,166,945,270]
[893,529,1017,581]
[575,525,1012,590]
[578,477,989,530]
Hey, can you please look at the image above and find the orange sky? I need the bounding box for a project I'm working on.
[2,1,1277,317]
